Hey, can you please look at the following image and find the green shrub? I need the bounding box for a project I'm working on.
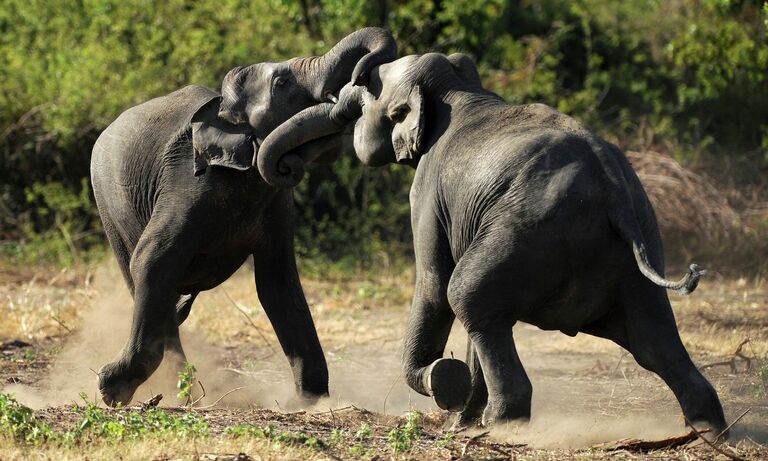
[1,0,766,271]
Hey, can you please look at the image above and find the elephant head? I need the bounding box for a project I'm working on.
[256,52,490,186]
[206,27,396,186]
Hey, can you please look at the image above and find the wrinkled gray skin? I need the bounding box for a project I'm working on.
[89,27,396,407]
[256,53,726,432]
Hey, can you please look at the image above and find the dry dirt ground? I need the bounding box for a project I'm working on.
[0,260,766,460]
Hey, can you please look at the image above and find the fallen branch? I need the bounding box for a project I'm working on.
[141,394,163,409]
[700,339,752,373]
[459,431,516,459]
[314,406,353,416]
[683,416,747,461]
[594,429,706,452]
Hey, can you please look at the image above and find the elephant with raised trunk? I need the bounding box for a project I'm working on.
[90,28,396,407]
[255,52,726,432]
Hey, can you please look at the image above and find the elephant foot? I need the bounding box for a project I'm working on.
[97,361,144,407]
[423,358,471,412]
[481,401,531,427]
[688,419,727,441]
[98,351,161,407]
[452,410,484,432]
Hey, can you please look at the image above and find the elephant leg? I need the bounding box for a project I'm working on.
[467,325,531,424]
[620,278,725,433]
[98,212,196,407]
[163,292,197,373]
[403,212,471,412]
[447,239,533,425]
[101,217,135,296]
[252,197,328,400]
[454,338,488,429]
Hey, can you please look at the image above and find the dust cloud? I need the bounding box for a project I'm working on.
[4,264,705,448]
[4,264,294,410]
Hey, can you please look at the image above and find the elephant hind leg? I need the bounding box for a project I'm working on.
[98,210,198,407]
[447,246,533,425]
[454,339,488,429]
[102,217,136,296]
[619,279,726,433]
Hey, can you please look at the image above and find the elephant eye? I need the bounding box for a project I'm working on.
[388,105,409,124]
[273,76,287,88]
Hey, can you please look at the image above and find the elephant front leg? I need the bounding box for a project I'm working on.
[403,291,472,412]
[254,249,328,400]
[252,200,328,401]
[404,212,471,412]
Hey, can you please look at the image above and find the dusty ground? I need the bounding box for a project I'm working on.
[0,260,766,460]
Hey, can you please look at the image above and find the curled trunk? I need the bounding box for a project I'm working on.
[292,27,397,101]
[257,85,365,187]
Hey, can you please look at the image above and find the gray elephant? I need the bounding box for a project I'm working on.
[89,28,396,406]
[253,52,726,432]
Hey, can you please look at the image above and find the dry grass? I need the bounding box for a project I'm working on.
[0,261,766,460]
[627,150,768,273]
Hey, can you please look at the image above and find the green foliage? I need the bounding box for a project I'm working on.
[66,392,208,442]
[224,423,323,449]
[387,411,422,452]
[1,0,766,269]
[354,423,371,440]
[176,362,197,405]
[436,431,455,447]
[0,392,208,445]
[0,394,53,444]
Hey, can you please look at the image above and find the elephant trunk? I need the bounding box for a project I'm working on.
[257,85,365,187]
[292,27,397,101]
[256,103,340,187]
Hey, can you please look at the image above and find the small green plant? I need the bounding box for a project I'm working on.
[330,428,345,443]
[22,348,37,363]
[387,411,422,452]
[354,423,371,440]
[436,431,455,447]
[176,362,197,405]
[0,393,53,444]
[225,423,323,449]
[66,392,208,442]
[349,443,371,456]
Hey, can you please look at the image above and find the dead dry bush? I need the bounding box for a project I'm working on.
[627,151,766,273]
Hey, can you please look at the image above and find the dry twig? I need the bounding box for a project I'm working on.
[715,407,752,443]
[196,387,246,410]
[701,339,752,373]
[140,394,163,409]
[460,431,515,459]
[683,416,747,461]
[190,380,207,407]
[222,290,275,354]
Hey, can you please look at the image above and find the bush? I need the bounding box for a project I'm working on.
[1,0,765,271]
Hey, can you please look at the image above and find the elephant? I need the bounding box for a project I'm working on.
[252,52,727,432]
[89,27,396,406]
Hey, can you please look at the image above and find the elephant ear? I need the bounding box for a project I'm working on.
[191,97,255,176]
[390,84,425,163]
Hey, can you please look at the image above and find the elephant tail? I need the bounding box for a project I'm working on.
[611,213,706,295]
